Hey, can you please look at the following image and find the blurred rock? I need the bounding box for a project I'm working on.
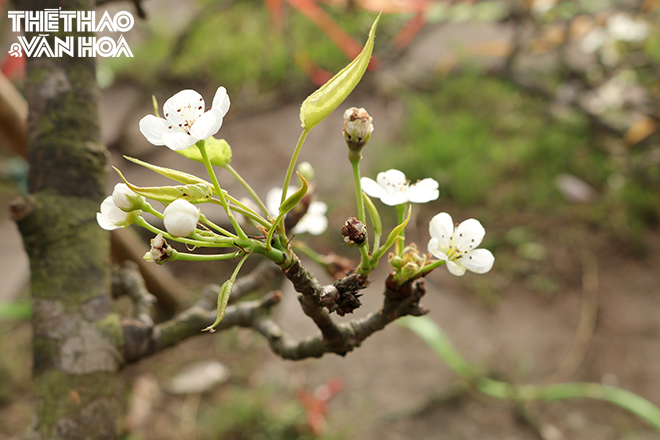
[166,360,230,395]
[554,173,597,203]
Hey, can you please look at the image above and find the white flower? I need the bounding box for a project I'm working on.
[606,13,649,42]
[163,199,200,237]
[427,212,494,276]
[97,196,135,230]
[361,169,439,206]
[139,87,230,151]
[111,183,144,212]
[266,187,328,235]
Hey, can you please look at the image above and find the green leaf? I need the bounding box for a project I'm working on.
[202,279,234,332]
[299,13,380,130]
[114,167,214,205]
[175,137,232,166]
[123,156,211,185]
[278,173,308,216]
[362,192,382,236]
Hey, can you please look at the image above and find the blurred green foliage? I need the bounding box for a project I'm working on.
[105,2,401,105]
[373,72,659,235]
[378,73,592,207]
[198,384,342,440]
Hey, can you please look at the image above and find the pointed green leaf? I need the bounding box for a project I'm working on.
[202,279,234,332]
[114,167,214,205]
[175,137,232,166]
[299,13,380,130]
[278,173,309,216]
[123,156,211,185]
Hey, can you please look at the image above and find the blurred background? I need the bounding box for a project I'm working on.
[2,0,660,438]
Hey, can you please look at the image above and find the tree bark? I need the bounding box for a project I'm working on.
[13,1,122,438]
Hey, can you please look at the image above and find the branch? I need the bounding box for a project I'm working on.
[253,275,428,359]
[117,261,283,363]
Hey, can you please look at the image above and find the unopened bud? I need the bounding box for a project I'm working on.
[163,199,200,237]
[148,233,173,264]
[341,217,367,246]
[343,107,373,151]
[297,162,315,181]
[112,183,144,212]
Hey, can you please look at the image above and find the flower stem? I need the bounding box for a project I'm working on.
[197,140,247,240]
[170,250,241,262]
[134,217,234,248]
[198,213,238,238]
[395,203,407,255]
[281,128,310,205]
[224,164,270,217]
[349,150,371,274]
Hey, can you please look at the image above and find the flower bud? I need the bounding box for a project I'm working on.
[343,107,373,151]
[163,199,200,237]
[112,183,144,212]
[341,217,367,246]
[148,233,173,264]
[297,162,315,181]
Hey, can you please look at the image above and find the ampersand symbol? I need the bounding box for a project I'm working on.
[8,43,22,57]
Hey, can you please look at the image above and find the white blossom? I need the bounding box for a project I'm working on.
[427,212,494,276]
[266,187,328,235]
[361,169,439,206]
[111,183,144,212]
[139,87,230,151]
[97,196,134,230]
[163,199,200,237]
[606,13,650,42]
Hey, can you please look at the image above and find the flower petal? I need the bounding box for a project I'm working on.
[211,86,231,117]
[360,177,382,198]
[97,212,120,230]
[378,169,407,187]
[379,191,409,206]
[100,197,127,222]
[294,212,328,235]
[190,108,223,140]
[454,218,486,251]
[162,132,197,151]
[446,260,466,276]
[266,187,284,217]
[164,89,205,127]
[427,237,449,261]
[139,115,170,146]
[429,212,454,249]
[461,249,494,274]
[407,178,439,204]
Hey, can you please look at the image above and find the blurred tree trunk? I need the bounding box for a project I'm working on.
[14,0,122,438]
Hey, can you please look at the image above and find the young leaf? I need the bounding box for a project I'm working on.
[299,13,380,130]
[175,137,232,166]
[123,156,211,185]
[202,280,234,332]
[114,167,214,205]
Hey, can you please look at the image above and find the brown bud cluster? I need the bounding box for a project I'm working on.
[341,217,367,247]
[342,107,373,151]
